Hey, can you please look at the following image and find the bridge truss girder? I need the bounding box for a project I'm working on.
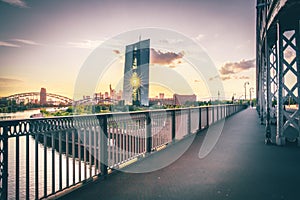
[6,92,73,105]
[257,0,300,145]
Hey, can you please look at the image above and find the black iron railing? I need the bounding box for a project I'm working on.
[0,104,246,200]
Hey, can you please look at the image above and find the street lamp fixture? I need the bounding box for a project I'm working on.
[249,87,254,101]
[244,82,249,100]
[232,93,236,103]
[249,87,254,107]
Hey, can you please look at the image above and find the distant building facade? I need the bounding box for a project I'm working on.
[173,94,197,105]
[40,88,47,105]
[149,93,197,106]
[149,97,174,106]
[90,85,123,106]
[123,39,150,106]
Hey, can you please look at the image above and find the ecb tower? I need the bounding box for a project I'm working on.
[123,39,150,106]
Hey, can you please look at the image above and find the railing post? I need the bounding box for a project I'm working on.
[212,107,215,123]
[0,125,8,200]
[146,112,152,153]
[171,110,176,141]
[226,105,231,117]
[188,109,191,134]
[198,107,202,131]
[206,107,209,127]
[217,106,219,121]
[220,106,222,119]
[228,105,230,116]
[99,115,108,176]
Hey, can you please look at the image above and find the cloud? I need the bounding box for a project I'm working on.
[208,75,250,82]
[159,39,169,44]
[1,39,41,48]
[68,40,103,49]
[11,39,40,46]
[219,59,255,75]
[159,39,183,45]
[208,75,219,81]
[0,77,23,84]
[209,75,231,81]
[221,76,231,81]
[150,48,184,67]
[0,41,20,47]
[113,49,120,54]
[195,34,205,41]
[238,76,250,80]
[1,0,28,8]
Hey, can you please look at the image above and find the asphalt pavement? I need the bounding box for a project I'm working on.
[60,108,300,200]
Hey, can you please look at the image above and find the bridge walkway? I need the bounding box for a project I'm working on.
[60,108,300,200]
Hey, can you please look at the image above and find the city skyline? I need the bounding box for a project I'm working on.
[0,0,256,100]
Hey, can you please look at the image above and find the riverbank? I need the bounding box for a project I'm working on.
[0,107,68,120]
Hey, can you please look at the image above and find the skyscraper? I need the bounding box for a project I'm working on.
[123,39,150,106]
[40,87,47,105]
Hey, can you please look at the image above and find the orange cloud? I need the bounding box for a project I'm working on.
[150,48,184,67]
[219,59,255,75]
[239,76,250,80]
[209,75,250,81]
[113,49,120,54]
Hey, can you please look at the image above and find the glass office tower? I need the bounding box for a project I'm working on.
[123,39,150,106]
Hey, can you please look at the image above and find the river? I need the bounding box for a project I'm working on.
[2,109,96,199]
[0,107,68,120]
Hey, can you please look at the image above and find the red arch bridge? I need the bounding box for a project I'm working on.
[6,92,73,105]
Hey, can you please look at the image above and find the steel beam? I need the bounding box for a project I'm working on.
[265,31,272,144]
[276,20,286,145]
[296,20,300,145]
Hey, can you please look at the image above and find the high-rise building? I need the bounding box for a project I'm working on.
[173,94,197,105]
[159,93,164,99]
[40,88,47,105]
[123,39,150,106]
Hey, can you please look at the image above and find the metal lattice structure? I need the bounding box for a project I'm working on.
[256,0,300,145]
[6,92,73,105]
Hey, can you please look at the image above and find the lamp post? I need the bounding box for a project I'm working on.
[244,82,249,101]
[249,87,254,107]
[232,93,236,104]
[249,87,254,101]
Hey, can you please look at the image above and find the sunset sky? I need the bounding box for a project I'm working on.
[0,0,256,101]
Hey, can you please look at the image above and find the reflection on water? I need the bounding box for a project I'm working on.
[0,107,68,120]
[0,109,41,120]
[8,135,97,199]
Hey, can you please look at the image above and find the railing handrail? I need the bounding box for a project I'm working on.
[0,104,243,125]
